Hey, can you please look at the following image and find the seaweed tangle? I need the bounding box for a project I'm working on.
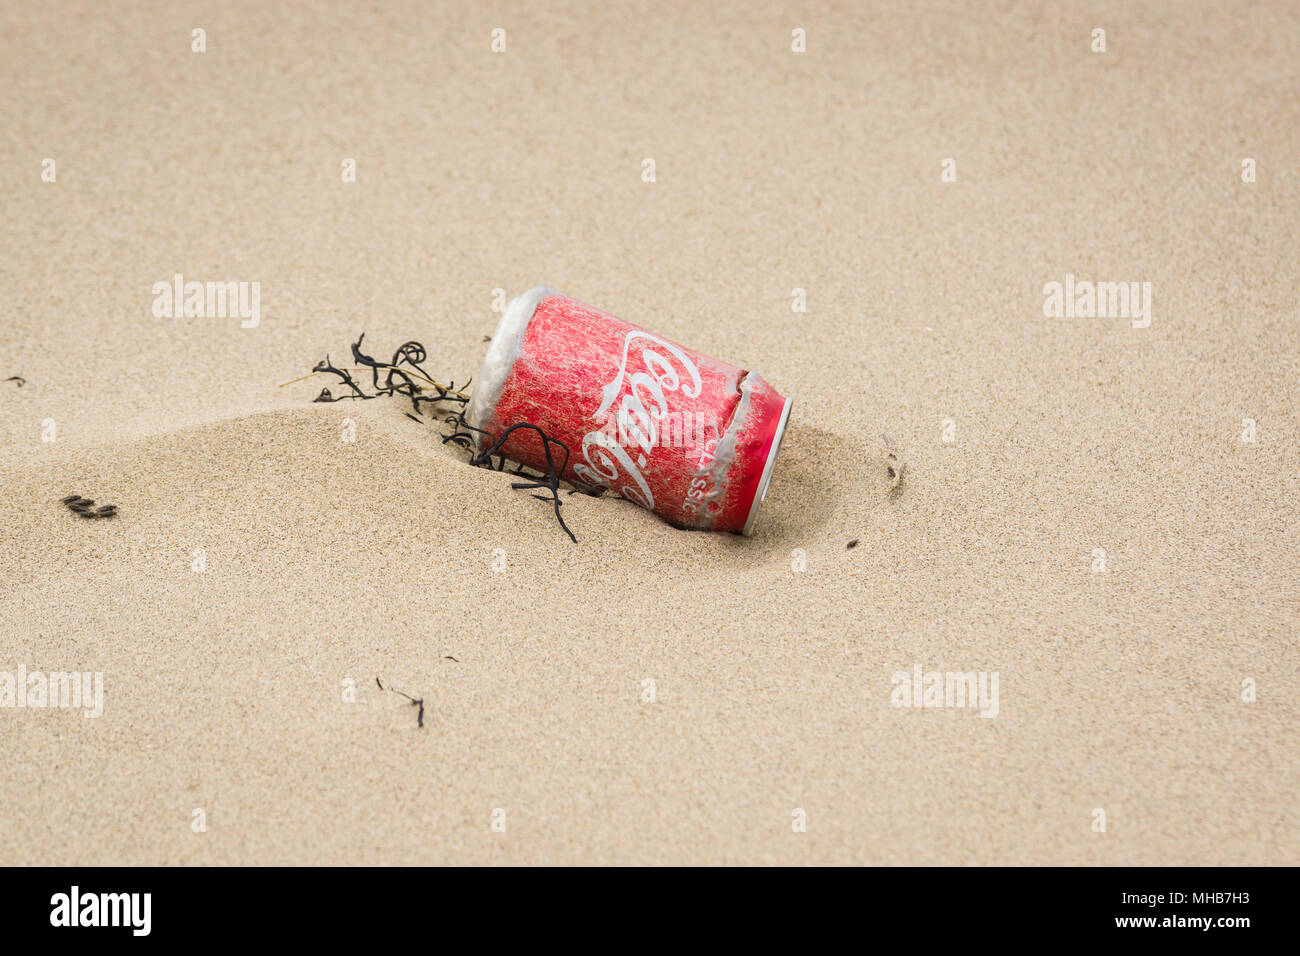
[290,334,596,542]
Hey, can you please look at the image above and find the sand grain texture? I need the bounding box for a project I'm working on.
[1,0,1297,864]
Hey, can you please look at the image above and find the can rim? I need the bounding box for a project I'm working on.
[741,396,793,537]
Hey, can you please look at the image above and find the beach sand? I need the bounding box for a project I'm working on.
[1,0,1296,865]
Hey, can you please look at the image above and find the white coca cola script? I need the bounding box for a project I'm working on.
[572,331,704,508]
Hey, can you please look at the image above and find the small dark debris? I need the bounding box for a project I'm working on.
[5,376,24,387]
[444,656,458,662]
[881,432,905,490]
[847,539,859,549]
[376,677,425,728]
[61,494,117,520]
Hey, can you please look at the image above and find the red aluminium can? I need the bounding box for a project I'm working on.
[466,287,793,535]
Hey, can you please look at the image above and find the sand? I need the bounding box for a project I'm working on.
[1,0,1296,865]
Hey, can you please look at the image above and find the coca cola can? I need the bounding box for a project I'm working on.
[466,287,793,535]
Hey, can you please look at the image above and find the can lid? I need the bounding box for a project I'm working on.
[741,396,793,537]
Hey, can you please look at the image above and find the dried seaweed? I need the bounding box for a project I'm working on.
[292,333,598,543]
[442,415,578,543]
[290,334,473,419]
[376,677,425,729]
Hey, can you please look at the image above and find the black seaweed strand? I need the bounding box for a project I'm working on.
[376,678,425,729]
[471,421,577,544]
[303,334,590,542]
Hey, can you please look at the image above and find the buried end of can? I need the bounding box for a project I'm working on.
[465,286,556,442]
